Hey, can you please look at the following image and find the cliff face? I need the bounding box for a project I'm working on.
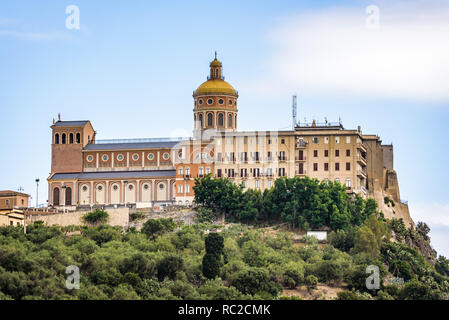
[376,169,414,228]
[363,137,414,228]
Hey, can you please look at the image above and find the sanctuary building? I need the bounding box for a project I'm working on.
[47,55,410,223]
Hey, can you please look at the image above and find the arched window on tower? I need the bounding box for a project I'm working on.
[53,188,60,205]
[55,133,60,144]
[61,133,66,144]
[207,113,213,126]
[65,187,72,205]
[76,133,81,144]
[199,114,203,128]
[69,133,74,144]
[218,113,224,127]
[228,114,233,128]
[215,69,218,78]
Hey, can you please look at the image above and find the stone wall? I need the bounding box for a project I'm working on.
[28,207,130,227]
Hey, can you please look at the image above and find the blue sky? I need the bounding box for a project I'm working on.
[1,0,448,255]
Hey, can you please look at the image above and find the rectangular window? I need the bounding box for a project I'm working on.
[324,150,329,157]
[313,163,318,171]
[268,139,271,144]
[346,179,351,188]
[346,149,350,157]
[346,162,351,171]
[324,137,329,144]
[255,180,260,188]
[186,184,190,193]
[268,180,272,188]
[324,163,329,171]
[178,167,183,175]
[346,136,351,143]
[335,137,340,144]
[313,150,318,157]
[206,167,211,174]
[199,167,204,175]
[217,169,222,177]
[279,168,285,176]
[313,137,319,144]
[178,185,183,193]
[298,150,304,160]
[335,150,340,157]
[217,152,222,162]
[267,151,272,161]
[279,151,286,161]
[335,163,340,171]
[281,139,285,144]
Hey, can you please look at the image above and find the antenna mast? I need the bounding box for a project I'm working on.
[292,95,297,130]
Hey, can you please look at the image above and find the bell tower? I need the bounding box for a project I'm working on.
[192,53,239,137]
[50,117,95,174]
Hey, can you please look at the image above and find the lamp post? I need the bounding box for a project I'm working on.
[35,179,40,208]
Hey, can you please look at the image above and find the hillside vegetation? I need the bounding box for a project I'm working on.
[0,176,448,300]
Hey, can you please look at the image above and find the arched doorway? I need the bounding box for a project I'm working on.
[53,188,60,206]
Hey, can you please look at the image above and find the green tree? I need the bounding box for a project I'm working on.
[202,233,224,279]
[157,255,184,281]
[141,218,176,239]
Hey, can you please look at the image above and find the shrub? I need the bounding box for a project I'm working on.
[195,206,216,224]
[142,218,176,239]
[130,211,146,222]
[232,267,282,297]
[82,209,109,225]
[304,275,318,290]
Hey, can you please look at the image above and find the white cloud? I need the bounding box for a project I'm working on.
[0,29,68,40]
[243,1,449,101]
[410,202,449,227]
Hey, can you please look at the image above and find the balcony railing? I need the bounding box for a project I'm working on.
[357,142,367,152]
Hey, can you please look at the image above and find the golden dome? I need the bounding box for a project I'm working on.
[210,58,222,67]
[194,79,237,96]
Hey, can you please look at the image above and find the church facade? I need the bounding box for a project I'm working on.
[48,55,410,224]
